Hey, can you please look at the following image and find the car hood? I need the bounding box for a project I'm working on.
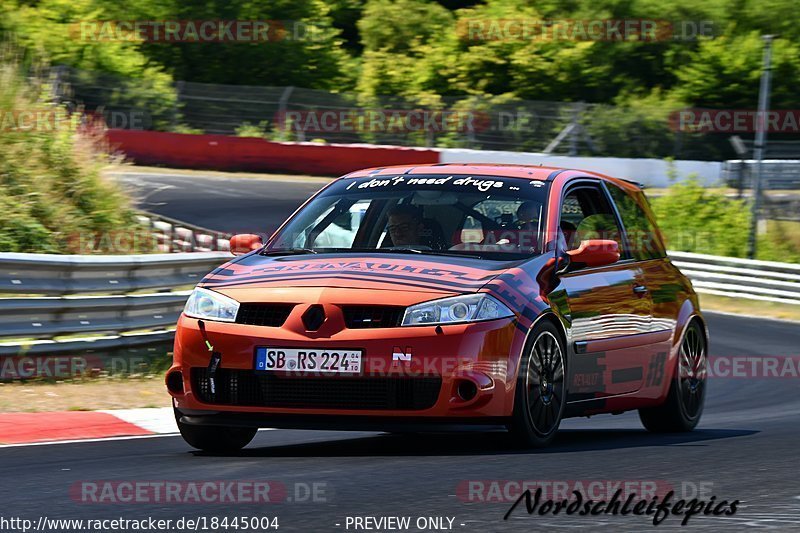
[198,252,513,296]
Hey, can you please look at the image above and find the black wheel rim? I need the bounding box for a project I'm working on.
[526,331,565,435]
[678,324,706,419]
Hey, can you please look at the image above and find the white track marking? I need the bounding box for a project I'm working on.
[99,407,178,434]
[0,433,181,448]
[0,428,275,449]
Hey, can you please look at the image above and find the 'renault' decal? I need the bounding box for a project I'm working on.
[200,257,506,294]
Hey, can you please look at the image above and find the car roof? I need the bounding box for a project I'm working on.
[342,163,642,191]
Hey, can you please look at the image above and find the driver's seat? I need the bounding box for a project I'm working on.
[419,218,448,250]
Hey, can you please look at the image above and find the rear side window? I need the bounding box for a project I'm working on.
[607,184,666,260]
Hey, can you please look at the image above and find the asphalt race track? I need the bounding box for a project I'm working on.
[2,172,797,532]
[114,171,331,235]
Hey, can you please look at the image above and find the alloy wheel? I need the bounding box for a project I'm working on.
[678,324,707,419]
[526,331,565,435]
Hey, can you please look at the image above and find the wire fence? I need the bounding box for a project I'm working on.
[54,66,744,160]
[179,82,588,153]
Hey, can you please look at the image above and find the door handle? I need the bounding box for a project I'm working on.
[633,284,649,295]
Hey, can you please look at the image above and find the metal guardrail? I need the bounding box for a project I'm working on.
[0,251,229,295]
[722,160,800,190]
[0,251,230,357]
[670,251,800,305]
[0,330,176,357]
[0,250,798,358]
[0,292,190,340]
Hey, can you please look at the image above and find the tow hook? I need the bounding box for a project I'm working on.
[197,320,222,396]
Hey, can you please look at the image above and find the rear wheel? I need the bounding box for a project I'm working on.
[509,321,567,448]
[174,408,257,452]
[639,320,707,432]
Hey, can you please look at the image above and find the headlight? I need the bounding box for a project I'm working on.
[401,294,514,326]
[183,287,240,322]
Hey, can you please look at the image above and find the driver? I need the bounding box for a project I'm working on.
[508,201,540,249]
[515,201,540,230]
[387,204,424,247]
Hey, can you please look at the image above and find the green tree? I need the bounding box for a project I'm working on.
[670,33,800,109]
[1,0,177,128]
[115,0,353,89]
[357,0,453,98]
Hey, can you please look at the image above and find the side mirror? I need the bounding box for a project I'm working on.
[229,234,263,256]
[566,239,620,269]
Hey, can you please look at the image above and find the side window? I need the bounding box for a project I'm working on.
[607,184,666,260]
[560,184,625,258]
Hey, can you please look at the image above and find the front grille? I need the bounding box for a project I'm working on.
[236,304,294,327]
[342,306,405,329]
[191,368,441,410]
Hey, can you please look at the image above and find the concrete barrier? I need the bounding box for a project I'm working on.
[106,130,722,186]
[107,130,439,175]
[438,149,722,188]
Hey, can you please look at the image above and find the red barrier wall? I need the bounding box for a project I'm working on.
[106,130,440,175]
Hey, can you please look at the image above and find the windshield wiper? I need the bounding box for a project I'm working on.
[261,248,318,256]
[263,247,485,259]
[416,250,485,259]
[356,248,485,259]
[380,247,424,254]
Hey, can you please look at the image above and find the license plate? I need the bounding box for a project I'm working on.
[255,347,362,374]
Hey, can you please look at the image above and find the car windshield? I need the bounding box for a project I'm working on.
[267,174,549,260]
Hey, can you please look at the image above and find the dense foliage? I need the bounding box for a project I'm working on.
[2,0,798,112]
[0,56,150,253]
[649,178,800,262]
[2,0,800,258]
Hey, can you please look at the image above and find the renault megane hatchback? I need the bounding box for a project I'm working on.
[167,164,708,451]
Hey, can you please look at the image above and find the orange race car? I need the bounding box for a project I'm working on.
[166,164,708,451]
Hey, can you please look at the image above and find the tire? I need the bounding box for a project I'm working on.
[509,320,567,448]
[174,408,257,453]
[639,320,707,433]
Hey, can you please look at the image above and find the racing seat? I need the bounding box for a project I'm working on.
[419,218,448,250]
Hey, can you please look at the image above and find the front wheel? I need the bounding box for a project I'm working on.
[639,320,707,432]
[175,408,257,453]
[509,321,567,448]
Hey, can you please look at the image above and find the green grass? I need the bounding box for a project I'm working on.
[760,219,800,262]
[699,293,800,323]
[0,377,169,412]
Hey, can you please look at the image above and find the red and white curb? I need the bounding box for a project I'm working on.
[0,407,178,446]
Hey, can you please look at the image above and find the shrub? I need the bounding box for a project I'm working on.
[0,55,152,254]
[649,176,751,258]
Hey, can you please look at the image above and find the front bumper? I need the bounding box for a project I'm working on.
[168,313,522,421]
[176,410,511,432]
